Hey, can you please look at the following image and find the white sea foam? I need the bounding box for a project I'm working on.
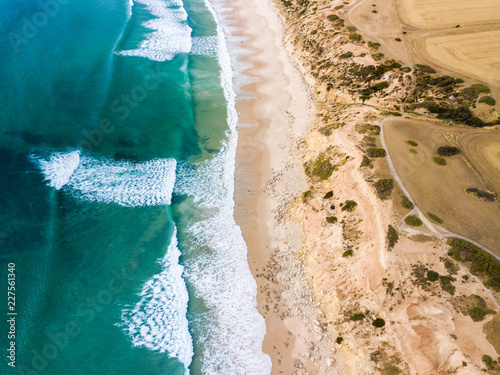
[174,0,272,372]
[35,150,81,190]
[119,0,193,62]
[119,228,193,374]
[33,151,176,207]
[190,36,219,57]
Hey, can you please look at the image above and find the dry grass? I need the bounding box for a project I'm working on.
[384,118,500,253]
[396,0,500,29]
[420,29,500,88]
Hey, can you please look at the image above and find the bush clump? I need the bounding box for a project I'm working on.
[468,306,496,322]
[367,147,386,158]
[427,212,443,223]
[437,146,460,156]
[372,318,385,328]
[342,249,354,257]
[478,95,496,106]
[374,178,394,199]
[404,215,422,226]
[327,14,339,21]
[350,313,365,321]
[341,200,358,212]
[303,190,312,198]
[465,188,496,202]
[447,238,500,291]
[415,64,436,74]
[372,81,389,92]
[336,336,344,344]
[461,84,490,101]
[360,155,373,168]
[439,275,456,295]
[433,156,446,165]
[387,225,399,249]
[326,216,338,224]
[401,196,413,209]
[304,151,335,180]
[406,140,418,146]
[427,270,439,281]
[324,191,334,199]
[349,33,362,41]
[482,355,499,371]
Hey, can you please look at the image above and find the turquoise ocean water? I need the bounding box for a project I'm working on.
[0,0,270,374]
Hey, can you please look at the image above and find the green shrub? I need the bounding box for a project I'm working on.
[326,216,338,224]
[406,140,418,146]
[447,238,500,291]
[481,354,500,371]
[387,225,399,249]
[327,14,339,21]
[437,146,459,156]
[349,33,362,41]
[360,155,373,168]
[427,212,443,223]
[404,215,422,226]
[368,41,380,50]
[374,178,394,199]
[350,313,365,321]
[415,64,436,74]
[372,318,385,327]
[381,110,401,116]
[401,196,413,209]
[427,270,439,281]
[367,147,386,158]
[336,336,344,344]
[324,191,334,199]
[342,249,353,257]
[439,275,456,295]
[342,200,358,212]
[372,81,389,92]
[303,190,312,198]
[335,4,344,9]
[461,84,490,100]
[468,307,496,322]
[478,95,496,106]
[346,25,356,32]
[371,9,377,13]
[340,51,353,58]
[395,38,402,42]
[432,156,446,165]
[465,188,496,202]
[409,148,417,154]
[304,151,335,180]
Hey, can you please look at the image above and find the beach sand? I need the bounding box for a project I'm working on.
[226,0,340,373]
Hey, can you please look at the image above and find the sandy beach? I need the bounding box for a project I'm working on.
[227,0,344,373]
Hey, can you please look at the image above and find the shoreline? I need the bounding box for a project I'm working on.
[225,0,344,372]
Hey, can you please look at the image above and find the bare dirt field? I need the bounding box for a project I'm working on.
[383,118,500,254]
